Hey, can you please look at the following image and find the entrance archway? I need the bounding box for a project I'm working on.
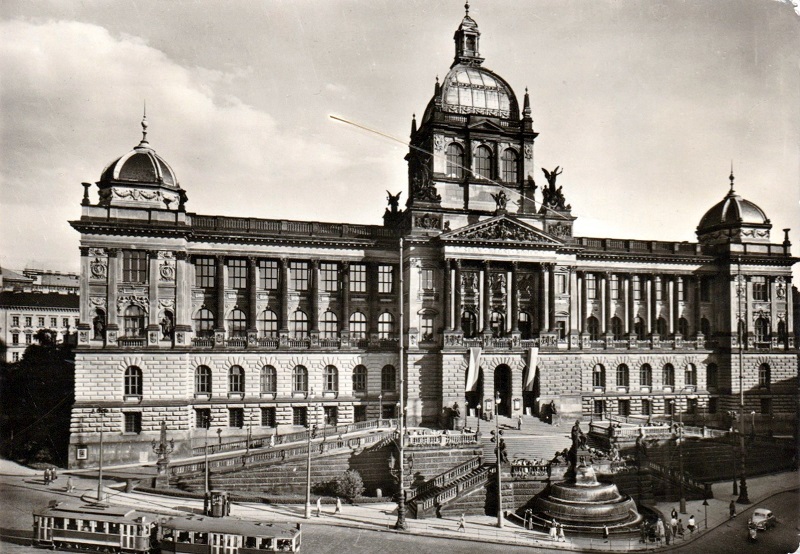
[465,366,484,418]
[523,371,539,416]
[494,364,512,417]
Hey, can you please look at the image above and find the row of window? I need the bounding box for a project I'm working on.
[594,397,774,417]
[10,330,71,347]
[591,362,772,390]
[122,364,398,397]
[444,143,518,182]
[10,316,76,328]
[194,259,395,293]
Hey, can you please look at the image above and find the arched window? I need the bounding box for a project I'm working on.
[755,317,770,343]
[685,363,697,387]
[518,312,532,339]
[320,310,338,339]
[227,309,247,338]
[662,363,675,388]
[124,366,143,397]
[587,316,600,341]
[378,312,394,339]
[616,364,630,388]
[758,363,770,389]
[195,365,212,395]
[501,148,518,183]
[474,145,492,180]
[352,364,367,393]
[258,310,278,338]
[461,310,477,338]
[700,317,711,337]
[678,317,689,337]
[639,364,652,387]
[592,364,606,390]
[706,363,718,390]
[634,317,646,340]
[123,306,145,338]
[194,308,215,338]
[260,365,277,394]
[490,311,505,338]
[610,317,623,340]
[656,317,668,337]
[229,365,245,394]
[290,310,308,338]
[381,364,396,392]
[349,312,367,339]
[324,365,338,392]
[446,143,465,179]
[292,365,308,393]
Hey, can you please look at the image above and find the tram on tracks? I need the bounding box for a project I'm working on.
[32,500,302,553]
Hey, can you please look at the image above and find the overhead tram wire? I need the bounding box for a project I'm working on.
[329,114,572,222]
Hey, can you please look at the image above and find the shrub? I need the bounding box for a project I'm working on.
[333,469,364,501]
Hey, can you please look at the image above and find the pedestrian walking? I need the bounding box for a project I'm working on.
[517,414,522,430]
[457,514,466,532]
[687,514,696,535]
[44,468,51,486]
[335,497,342,514]
[665,522,672,545]
[670,515,677,537]
[549,519,558,541]
[655,519,665,546]
[557,522,566,542]
[603,524,609,543]
[66,476,74,492]
[316,497,322,517]
[677,518,685,538]
[671,507,678,520]
[51,467,58,482]
[729,500,736,519]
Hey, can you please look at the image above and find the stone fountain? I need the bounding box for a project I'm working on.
[531,421,642,531]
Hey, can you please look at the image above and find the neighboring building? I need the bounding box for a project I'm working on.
[0,267,80,362]
[67,7,797,466]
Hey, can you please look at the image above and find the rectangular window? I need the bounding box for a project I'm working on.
[708,398,718,414]
[655,277,663,301]
[259,260,279,290]
[420,268,434,292]
[641,399,652,416]
[50,317,57,327]
[290,262,309,291]
[195,257,216,288]
[752,276,767,301]
[354,405,367,423]
[25,316,32,327]
[228,408,244,428]
[664,401,674,416]
[227,259,247,289]
[350,264,366,293]
[586,274,597,300]
[195,408,211,428]
[12,333,19,345]
[62,317,70,328]
[593,400,605,417]
[324,406,338,426]
[25,333,32,345]
[12,316,19,326]
[618,400,630,417]
[760,398,771,415]
[687,398,698,415]
[292,407,307,427]
[556,321,566,340]
[633,276,641,301]
[38,317,45,327]
[555,274,567,295]
[420,315,434,342]
[610,275,619,300]
[677,277,685,302]
[320,263,338,293]
[124,412,142,434]
[261,407,276,427]
[12,352,19,362]
[122,251,148,283]
[378,265,394,294]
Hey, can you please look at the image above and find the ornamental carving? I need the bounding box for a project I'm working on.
[117,295,149,314]
[433,135,445,152]
[776,277,786,299]
[159,298,175,309]
[523,144,533,160]
[90,257,107,280]
[159,260,176,282]
[461,273,478,294]
[517,274,535,297]
[548,222,572,238]
[113,188,162,201]
[89,297,107,309]
[89,248,106,257]
[491,273,506,296]
[158,251,175,259]
[444,103,510,118]
[411,175,442,203]
[469,220,545,242]
[415,213,440,229]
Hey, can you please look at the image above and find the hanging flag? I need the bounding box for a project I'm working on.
[465,347,482,391]
[524,347,539,391]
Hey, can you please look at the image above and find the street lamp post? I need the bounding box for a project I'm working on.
[394,237,407,531]
[735,261,750,505]
[378,393,383,422]
[729,411,738,496]
[203,413,213,514]
[495,390,503,528]
[304,388,316,520]
[95,407,108,504]
[702,497,709,530]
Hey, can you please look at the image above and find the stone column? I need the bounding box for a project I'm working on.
[548,264,557,331]
[482,261,492,333]
[215,255,226,330]
[645,274,653,335]
[175,252,190,344]
[443,260,452,331]
[79,247,90,325]
[247,256,259,343]
[540,263,550,332]
[309,260,320,343]
[745,276,753,347]
[652,275,660,334]
[786,277,795,347]
[106,248,119,332]
[600,273,608,334]
[667,276,675,335]
[367,262,378,339]
[511,262,520,333]
[147,250,160,345]
[569,267,578,332]
[579,271,587,333]
[623,274,631,334]
[341,262,350,330]
[694,276,702,336]
[453,260,463,332]
[279,258,289,333]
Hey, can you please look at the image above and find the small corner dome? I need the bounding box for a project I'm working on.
[100,144,178,188]
[697,190,770,234]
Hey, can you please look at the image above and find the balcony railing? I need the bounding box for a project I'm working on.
[117,337,146,347]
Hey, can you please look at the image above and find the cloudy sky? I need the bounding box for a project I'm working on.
[1,0,798,276]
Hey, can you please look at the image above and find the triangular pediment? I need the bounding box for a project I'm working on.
[441,215,563,246]
[466,118,505,132]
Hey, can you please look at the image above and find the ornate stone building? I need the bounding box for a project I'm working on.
[68,7,797,466]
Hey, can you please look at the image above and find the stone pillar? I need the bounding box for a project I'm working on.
[786,277,795,347]
[645,274,652,335]
[579,271,587,333]
[453,260,463,332]
[667,276,675,335]
[367,262,378,339]
[309,259,320,346]
[694,276,702,336]
[279,258,289,333]
[510,262,519,333]
[482,261,492,333]
[623,274,631,334]
[600,273,608,334]
[341,262,350,330]
[569,267,578,332]
[443,260,452,331]
[147,250,160,346]
[745,276,753,347]
[540,263,550,331]
[174,252,190,344]
[548,264,557,331]
[651,275,660,335]
[106,249,119,337]
[79,247,90,325]
[247,256,259,344]
[215,256,226,341]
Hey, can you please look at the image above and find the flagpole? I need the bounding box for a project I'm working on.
[395,237,407,530]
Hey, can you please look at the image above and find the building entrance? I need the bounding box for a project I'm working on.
[465,366,483,418]
[494,364,512,417]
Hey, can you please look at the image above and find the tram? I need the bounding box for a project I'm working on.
[32,501,302,553]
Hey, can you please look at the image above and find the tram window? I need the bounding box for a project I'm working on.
[53,517,64,529]
[109,522,119,534]
[245,536,257,548]
[95,521,107,533]
[260,538,273,549]
[81,520,91,531]
[162,529,174,541]
[66,519,78,531]
[177,531,191,543]
[195,532,208,545]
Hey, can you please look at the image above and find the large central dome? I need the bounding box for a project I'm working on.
[441,65,515,118]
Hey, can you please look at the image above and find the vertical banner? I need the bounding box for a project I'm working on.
[524,347,539,391]
[465,346,482,391]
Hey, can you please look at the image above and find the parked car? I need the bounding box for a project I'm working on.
[748,508,776,530]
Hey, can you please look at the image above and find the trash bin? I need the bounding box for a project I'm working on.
[210,490,228,518]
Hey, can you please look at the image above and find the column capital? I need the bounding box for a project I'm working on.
[107,248,119,258]
[215,254,226,262]
[79,246,90,256]
[510,260,519,271]
[247,255,258,265]
[175,251,188,261]
[310,259,320,269]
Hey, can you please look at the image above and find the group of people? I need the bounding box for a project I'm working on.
[315,497,343,517]
[548,519,567,542]
[43,467,58,486]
